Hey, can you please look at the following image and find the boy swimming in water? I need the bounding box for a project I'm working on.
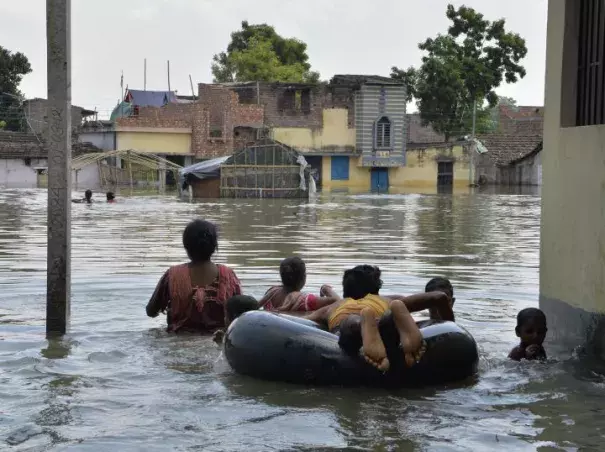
[213,295,259,344]
[72,189,93,204]
[425,277,455,320]
[509,308,547,361]
[305,265,453,372]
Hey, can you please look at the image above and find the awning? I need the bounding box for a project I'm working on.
[179,156,230,181]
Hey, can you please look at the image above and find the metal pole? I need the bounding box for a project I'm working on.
[127,150,134,191]
[167,60,171,92]
[189,75,196,99]
[121,70,124,117]
[46,0,72,336]
[469,98,477,187]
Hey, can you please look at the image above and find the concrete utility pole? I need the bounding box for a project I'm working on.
[469,99,477,186]
[46,0,72,336]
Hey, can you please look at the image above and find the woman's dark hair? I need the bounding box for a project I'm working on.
[425,277,453,297]
[84,189,92,198]
[280,257,306,290]
[517,308,547,327]
[182,219,218,263]
[106,191,115,201]
[342,265,382,300]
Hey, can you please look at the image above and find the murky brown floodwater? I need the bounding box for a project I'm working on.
[1,188,604,451]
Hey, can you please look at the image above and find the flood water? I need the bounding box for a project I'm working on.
[1,188,604,451]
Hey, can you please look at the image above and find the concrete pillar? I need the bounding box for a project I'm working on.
[46,0,72,336]
[159,159,166,192]
[540,0,605,356]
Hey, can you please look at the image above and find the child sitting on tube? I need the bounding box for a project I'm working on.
[259,257,339,313]
[305,265,454,372]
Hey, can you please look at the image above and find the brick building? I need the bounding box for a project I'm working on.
[114,83,264,161]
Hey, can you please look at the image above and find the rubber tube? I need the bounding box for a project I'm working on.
[224,311,479,387]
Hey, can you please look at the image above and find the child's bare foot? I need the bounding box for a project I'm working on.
[390,299,426,367]
[360,308,390,372]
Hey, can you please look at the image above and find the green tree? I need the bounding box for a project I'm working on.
[0,46,32,131]
[391,4,527,141]
[211,21,319,83]
[229,38,309,83]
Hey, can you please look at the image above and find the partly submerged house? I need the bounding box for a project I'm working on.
[179,155,229,198]
[474,134,543,186]
[179,139,314,199]
[0,131,101,189]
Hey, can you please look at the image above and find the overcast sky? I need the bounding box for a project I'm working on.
[1,0,547,116]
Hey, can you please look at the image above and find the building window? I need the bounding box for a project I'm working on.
[331,156,350,181]
[375,116,392,149]
[278,89,311,113]
[576,0,605,126]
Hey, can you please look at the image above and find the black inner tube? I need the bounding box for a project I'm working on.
[224,311,479,387]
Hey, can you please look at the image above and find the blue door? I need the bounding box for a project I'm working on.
[371,168,389,192]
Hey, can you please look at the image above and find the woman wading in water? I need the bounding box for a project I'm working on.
[146,219,242,333]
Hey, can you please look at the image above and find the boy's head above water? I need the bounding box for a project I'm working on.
[342,265,382,300]
[225,295,258,325]
[280,257,306,291]
[425,277,455,303]
[515,308,547,347]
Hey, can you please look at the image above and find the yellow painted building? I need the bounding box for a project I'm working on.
[115,127,192,155]
[272,109,470,192]
[272,108,355,153]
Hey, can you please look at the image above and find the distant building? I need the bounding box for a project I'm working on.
[475,134,543,186]
[111,77,475,193]
[0,131,100,189]
[78,120,116,151]
[496,104,544,135]
[112,83,264,168]
[22,98,96,138]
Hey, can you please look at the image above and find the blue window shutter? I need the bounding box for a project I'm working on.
[331,156,350,181]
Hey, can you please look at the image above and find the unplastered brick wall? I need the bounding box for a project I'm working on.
[257,84,324,129]
[235,105,264,127]
[115,103,192,129]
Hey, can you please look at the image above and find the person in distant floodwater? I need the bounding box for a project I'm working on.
[146,219,242,333]
[106,192,116,203]
[72,189,93,204]
[509,308,547,361]
[259,257,339,313]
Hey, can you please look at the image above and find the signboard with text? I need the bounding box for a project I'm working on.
[360,156,405,167]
